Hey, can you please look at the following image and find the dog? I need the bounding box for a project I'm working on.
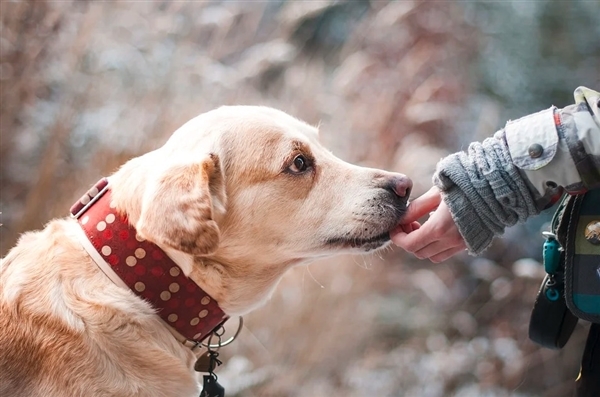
[0,106,412,397]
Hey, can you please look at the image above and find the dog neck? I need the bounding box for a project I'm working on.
[71,178,228,344]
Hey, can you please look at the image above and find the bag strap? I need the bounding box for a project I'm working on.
[575,323,600,397]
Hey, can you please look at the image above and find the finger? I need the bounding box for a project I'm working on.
[391,225,435,252]
[391,223,411,236]
[397,221,421,234]
[398,224,411,234]
[414,240,459,260]
[401,186,442,223]
[429,246,466,263]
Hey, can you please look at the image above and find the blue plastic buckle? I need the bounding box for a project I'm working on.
[542,231,561,275]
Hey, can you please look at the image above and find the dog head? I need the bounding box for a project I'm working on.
[110,106,411,314]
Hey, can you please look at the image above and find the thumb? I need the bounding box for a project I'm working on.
[401,186,442,223]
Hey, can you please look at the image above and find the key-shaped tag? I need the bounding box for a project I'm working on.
[194,351,213,373]
[195,350,222,373]
[200,374,225,397]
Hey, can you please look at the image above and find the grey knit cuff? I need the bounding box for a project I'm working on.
[433,130,540,255]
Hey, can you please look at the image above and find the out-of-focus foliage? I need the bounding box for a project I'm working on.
[1,1,598,396]
[468,1,600,118]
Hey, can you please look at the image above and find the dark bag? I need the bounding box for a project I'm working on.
[561,189,600,323]
[529,190,600,397]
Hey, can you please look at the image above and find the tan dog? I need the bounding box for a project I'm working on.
[0,106,411,397]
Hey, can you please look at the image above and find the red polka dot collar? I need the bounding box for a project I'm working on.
[70,178,228,344]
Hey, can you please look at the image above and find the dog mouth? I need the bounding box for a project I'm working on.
[323,198,408,252]
[325,231,391,251]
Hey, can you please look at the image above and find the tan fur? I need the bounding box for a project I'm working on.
[137,156,224,256]
[0,106,411,397]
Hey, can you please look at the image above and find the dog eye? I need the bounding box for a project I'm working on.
[288,155,309,174]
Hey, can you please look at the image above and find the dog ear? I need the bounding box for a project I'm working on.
[136,154,226,256]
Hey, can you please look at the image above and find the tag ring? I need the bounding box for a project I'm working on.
[202,317,243,349]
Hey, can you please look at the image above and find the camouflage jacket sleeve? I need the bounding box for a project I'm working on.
[505,86,600,207]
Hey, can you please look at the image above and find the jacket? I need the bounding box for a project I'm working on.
[434,87,600,254]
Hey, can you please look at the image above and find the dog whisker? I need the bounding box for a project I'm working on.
[306,264,325,289]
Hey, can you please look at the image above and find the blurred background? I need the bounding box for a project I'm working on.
[1,1,599,396]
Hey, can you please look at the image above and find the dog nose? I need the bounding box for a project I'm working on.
[388,174,413,199]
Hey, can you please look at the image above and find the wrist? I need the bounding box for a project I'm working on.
[439,186,495,255]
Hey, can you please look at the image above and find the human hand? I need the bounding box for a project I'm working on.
[391,187,467,263]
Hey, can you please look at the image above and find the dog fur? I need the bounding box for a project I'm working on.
[0,106,411,397]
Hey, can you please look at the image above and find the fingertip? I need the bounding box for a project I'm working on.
[390,230,407,246]
[390,224,404,235]
[402,188,442,223]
